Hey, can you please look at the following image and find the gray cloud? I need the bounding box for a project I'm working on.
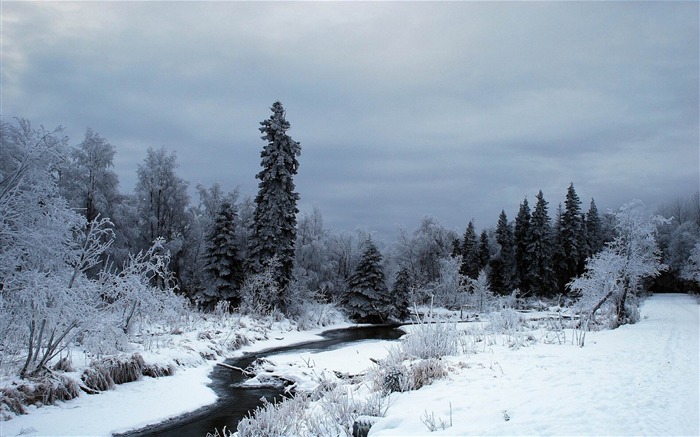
[2,1,697,239]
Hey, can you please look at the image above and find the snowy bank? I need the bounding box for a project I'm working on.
[0,313,355,437]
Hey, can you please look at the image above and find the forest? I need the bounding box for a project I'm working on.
[1,103,699,424]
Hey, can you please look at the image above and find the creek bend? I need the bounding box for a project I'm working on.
[120,324,405,437]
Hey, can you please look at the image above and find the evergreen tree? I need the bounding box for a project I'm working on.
[489,211,517,295]
[514,198,531,291]
[552,203,568,292]
[526,190,557,297]
[344,239,392,323]
[478,230,491,271]
[459,220,479,279]
[586,198,603,256]
[559,183,585,289]
[201,201,244,309]
[391,267,412,321]
[249,102,302,308]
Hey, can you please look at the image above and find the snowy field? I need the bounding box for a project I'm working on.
[245,293,699,436]
[1,294,698,436]
[370,293,699,436]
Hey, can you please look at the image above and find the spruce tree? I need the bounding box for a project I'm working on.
[459,220,480,279]
[489,210,517,295]
[559,183,585,287]
[344,239,392,323]
[249,102,301,309]
[514,198,531,291]
[392,267,412,321]
[586,198,603,256]
[478,230,491,271]
[202,201,244,309]
[526,191,557,297]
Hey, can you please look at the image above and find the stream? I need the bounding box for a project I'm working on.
[119,324,405,436]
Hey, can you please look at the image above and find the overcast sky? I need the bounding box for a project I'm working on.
[2,1,698,240]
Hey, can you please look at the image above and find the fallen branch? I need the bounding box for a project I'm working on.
[217,362,255,377]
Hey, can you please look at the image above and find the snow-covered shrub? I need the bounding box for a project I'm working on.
[239,258,283,317]
[409,358,447,390]
[463,270,497,313]
[486,308,525,334]
[81,366,114,393]
[236,395,309,437]
[402,318,459,359]
[368,347,412,394]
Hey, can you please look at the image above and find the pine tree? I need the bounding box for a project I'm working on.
[344,239,392,323]
[392,267,412,321]
[202,201,244,309]
[459,220,479,279]
[514,198,531,291]
[249,102,301,309]
[489,211,517,295]
[526,191,557,297]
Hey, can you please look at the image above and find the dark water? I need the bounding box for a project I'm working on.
[119,325,404,437]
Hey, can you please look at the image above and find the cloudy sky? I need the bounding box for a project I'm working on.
[2,1,698,239]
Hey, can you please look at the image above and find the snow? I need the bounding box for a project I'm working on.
[375,293,700,436]
[2,294,697,436]
[0,320,355,437]
[236,294,699,436]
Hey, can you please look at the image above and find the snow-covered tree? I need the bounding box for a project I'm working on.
[344,239,393,323]
[526,191,557,297]
[60,128,120,224]
[200,201,244,309]
[489,210,517,295]
[249,102,301,308]
[135,146,190,247]
[681,242,700,284]
[395,216,457,288]
[570,200,668,327]
[295,207,339,300]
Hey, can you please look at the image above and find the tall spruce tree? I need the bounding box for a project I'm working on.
[459,220,480,279]
[586,198,603,256]
[249,102,301,308]
[559,183,585,288]
[489,210,517,295]
[202,201,244,309]
[526,191,557,297]
[344,239,392,323]
[514,198,531,291]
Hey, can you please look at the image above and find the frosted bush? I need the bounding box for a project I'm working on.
[236,395,309,437]
[402,319,459,359]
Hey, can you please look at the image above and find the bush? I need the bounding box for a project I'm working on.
[402,319,459,359]
[236,395,309,437]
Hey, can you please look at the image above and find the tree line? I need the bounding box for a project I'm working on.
[2,102,698,339]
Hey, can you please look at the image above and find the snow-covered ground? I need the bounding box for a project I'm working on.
[370,293,699,436]
[2,294,697,436]
[244,293,700,436]
[0,320,355,437]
